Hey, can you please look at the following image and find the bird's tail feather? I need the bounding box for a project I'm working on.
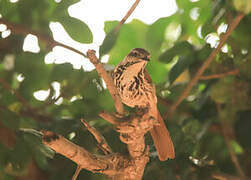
[150,111,175,161]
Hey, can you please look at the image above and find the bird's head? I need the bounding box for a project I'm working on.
[121,48,150,72]
[127,48,150,62]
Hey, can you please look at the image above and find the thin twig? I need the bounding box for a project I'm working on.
[168,12,245,117]
[81,119,112,154]
[216,103,246,179]
[200,69,240,80]
[87,50,124,115]
[0,19,87,58]
[0,77,31,111]
[72,165,82,180]
[114,0,141,33]
[213,172,242,180]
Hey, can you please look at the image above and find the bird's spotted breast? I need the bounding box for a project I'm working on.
[114,67,153,108]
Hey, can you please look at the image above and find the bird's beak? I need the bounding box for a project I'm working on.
[142,55,150,61]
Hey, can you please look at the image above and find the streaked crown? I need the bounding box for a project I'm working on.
[127,48,150,61]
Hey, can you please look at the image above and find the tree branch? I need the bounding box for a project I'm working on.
[216,103,246,179]
[42,129,149,180]
[0,19,87,58]
[168,12,245,117]
[72,165,82,180]
[87,50,124,115]
[200,69,240,80]
[114,0,141,33]
[81,118,112,155]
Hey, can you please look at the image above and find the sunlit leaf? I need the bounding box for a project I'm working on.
[58,16,93,43]
[99,28,120,58]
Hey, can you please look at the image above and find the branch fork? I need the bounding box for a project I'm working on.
[42,110,152,180]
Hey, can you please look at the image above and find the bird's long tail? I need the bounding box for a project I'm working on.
[150,110,175,161]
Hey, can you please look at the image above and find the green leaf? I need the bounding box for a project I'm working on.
[58,16,93,43]
[22,131,55,159]
[50,63,74,82]
[146,16,174,52]
[169,54,195,84]
[159,41,194,63]
[53,0,80,18]
[19,128,43,137]
[103,21,119,34]
[99,29,120,58]
[201,20,215,37]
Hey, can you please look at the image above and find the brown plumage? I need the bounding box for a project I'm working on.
[113,48,175,161]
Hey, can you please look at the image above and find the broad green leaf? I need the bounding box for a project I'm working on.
[99,29,120,58]
[169,54,195,84]
[159,41,194,63]
[104,21,119,34]
[58,16,93,43]
[146,16,174,52]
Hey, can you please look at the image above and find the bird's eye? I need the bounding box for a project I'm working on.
[132,51,139,57]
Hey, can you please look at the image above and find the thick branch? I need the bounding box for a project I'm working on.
[87,50,124,115]
[42,130,148,180]
[42,130,116,174]
[0,19,87,58]
[168,12,245,117]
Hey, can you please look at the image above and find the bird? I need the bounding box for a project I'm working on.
[113,48,175,161]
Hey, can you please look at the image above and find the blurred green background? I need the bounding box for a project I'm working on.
[0,0,251,179]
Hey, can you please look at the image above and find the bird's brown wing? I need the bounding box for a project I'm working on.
[144,69,175,161]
